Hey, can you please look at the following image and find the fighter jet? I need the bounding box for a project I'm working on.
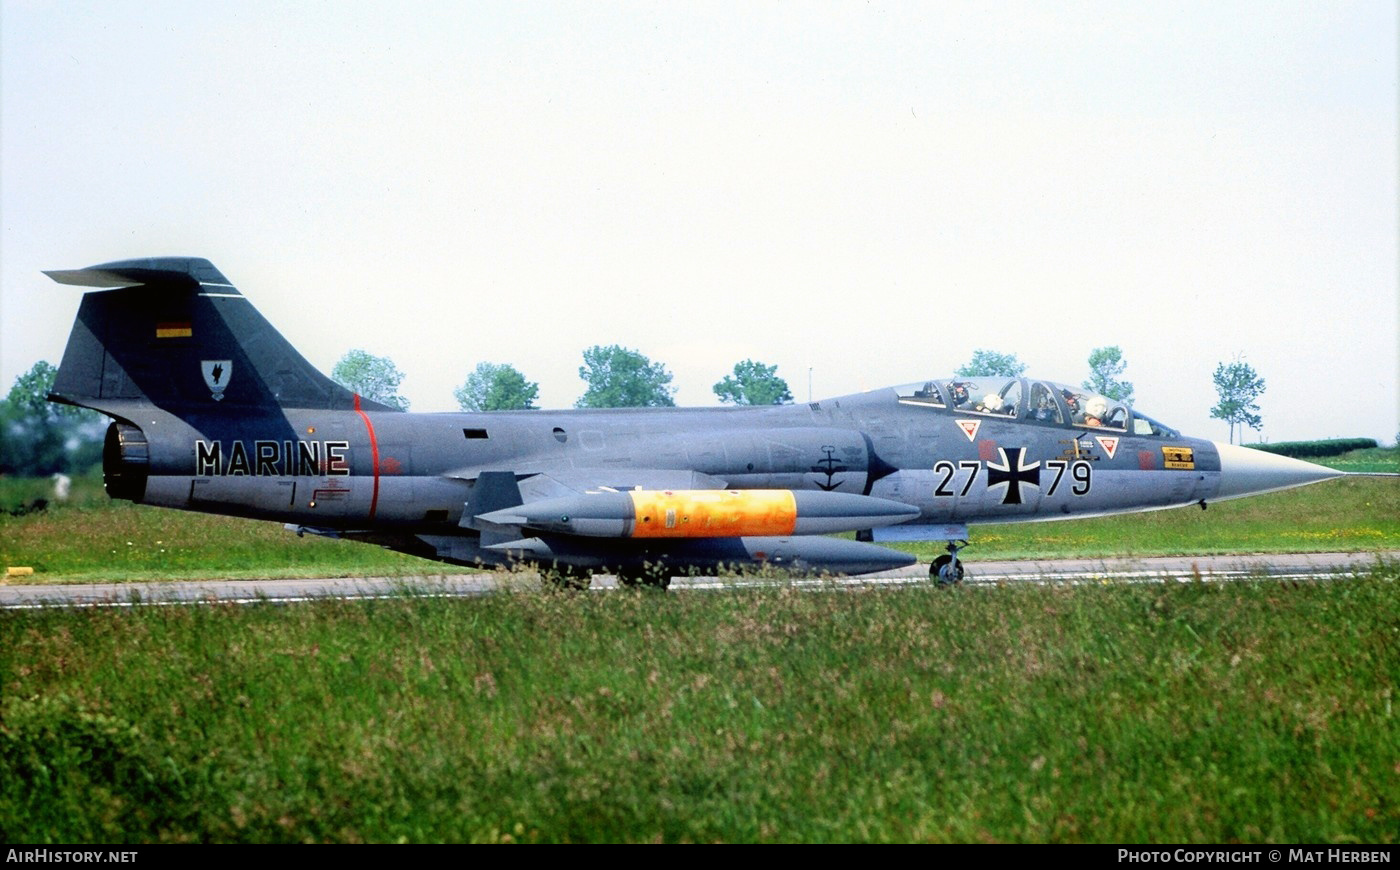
[44,258,1343,588]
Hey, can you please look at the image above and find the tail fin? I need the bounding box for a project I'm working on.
[46,257,393,416]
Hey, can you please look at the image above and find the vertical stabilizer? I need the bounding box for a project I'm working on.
[46,257,392,415]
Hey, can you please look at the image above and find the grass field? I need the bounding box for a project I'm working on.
[1310,446,1400,474]
[3,570,1397,843]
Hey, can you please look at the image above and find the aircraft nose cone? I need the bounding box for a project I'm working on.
[1212,442,1343,501]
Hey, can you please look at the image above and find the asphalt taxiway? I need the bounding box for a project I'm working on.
[0,551,1394,609]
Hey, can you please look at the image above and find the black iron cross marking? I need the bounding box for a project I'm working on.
[985,447,1041,505]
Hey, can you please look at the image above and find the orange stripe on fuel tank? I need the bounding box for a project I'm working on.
[628,490,797,538]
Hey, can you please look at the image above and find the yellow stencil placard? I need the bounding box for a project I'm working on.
[1162,446,1195,470]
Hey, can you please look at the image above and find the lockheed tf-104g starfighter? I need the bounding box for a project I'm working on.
[44,258,1342,587]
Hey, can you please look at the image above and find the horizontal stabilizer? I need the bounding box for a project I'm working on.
[45,257,234,291]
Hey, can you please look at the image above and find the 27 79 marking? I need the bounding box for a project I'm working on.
[932,458,1092,498]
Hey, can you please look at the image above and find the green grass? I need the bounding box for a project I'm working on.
[3,571,1397,842]
[1316,446,1400,474]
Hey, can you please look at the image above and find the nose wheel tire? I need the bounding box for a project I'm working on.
[931,554,964,586]
[930,539,968,586]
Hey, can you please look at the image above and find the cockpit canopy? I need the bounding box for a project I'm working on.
[894,377,1179,438]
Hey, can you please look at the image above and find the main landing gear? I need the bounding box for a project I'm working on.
[930,539,967,586]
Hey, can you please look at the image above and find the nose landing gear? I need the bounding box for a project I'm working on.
[930,539,967,586]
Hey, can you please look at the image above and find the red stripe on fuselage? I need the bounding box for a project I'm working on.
[353,394,381,519]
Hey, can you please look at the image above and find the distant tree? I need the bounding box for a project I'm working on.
[7,360,61,419]
[713,360,793,406]
[1210,357,1266,444]
[954,349,1027,378]
[455,362,539,412]
[576,345,676,408]
[332,349,410,411]
[0,361,103,476]
[1083,346,1135,404]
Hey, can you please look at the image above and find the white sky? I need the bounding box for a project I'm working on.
[3,1,1396,443]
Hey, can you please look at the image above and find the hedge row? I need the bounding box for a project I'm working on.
[1246,438,1378,458]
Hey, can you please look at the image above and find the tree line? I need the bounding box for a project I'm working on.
[0,362,104,477]
[1,345,1269,477]
[331,345,793,412]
